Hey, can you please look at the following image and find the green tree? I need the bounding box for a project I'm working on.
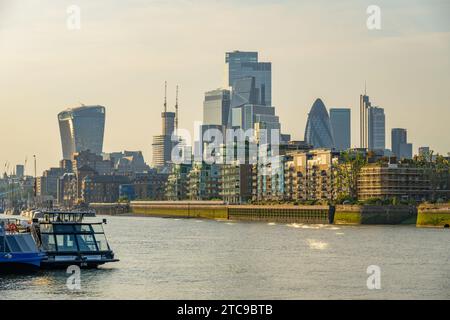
[335,150,367,202]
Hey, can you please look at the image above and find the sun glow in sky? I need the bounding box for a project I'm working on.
[1,0,449,173]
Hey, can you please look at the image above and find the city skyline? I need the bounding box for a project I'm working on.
[1,0,450,173]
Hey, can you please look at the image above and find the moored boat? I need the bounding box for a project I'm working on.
[31,211,118,269]
[0,219,44,272]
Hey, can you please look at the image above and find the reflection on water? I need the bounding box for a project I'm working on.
[306,239,329,250]
[1,214,450,299]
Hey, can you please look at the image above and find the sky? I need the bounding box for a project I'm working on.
[1,0,449,174]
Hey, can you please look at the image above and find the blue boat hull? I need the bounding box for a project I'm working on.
[0,252,43,272]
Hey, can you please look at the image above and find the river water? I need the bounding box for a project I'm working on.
[1,214,449,299]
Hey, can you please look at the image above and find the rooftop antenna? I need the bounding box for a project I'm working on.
[175,85,179,131]
[364,81,367,95]
[164,81,167,113]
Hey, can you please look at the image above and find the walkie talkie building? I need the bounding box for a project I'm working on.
[58,105,106,160]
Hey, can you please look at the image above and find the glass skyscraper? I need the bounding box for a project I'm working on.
[203,89,231,126]
[330,108,351,151]
[368,106,385,151]
[304,99,335,149]
[58,105,106,160]
[391,128,412,159]
[360,93,385,151]
[225,51,271,106]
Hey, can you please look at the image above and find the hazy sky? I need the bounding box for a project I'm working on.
[1,0,449,174]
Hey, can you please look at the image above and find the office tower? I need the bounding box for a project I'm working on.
[368,107,385,150]
[391,128,413,159]
[360,91,386,151]
[58,105,106,160]
[152,83,180,169]
[330,108,351,151]
[203,89,231,126]
[225,51,271,106]
[228,73,280,138]
[304,98,335,149]
[360,93,371,148]
[15,165,24,178]
[418,147,430,158]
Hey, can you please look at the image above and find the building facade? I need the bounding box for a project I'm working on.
[82,175,130,203]
[220,162,253,204]
[58,105,106,159]
[187,163,221,201]
[368,106,385,151]
[330,108,351,151]
[304,99,335,149]
[152,111,178,169]
[357,164,431,201]
[225,51,271,106]
[391,128,413,160]
[203,89,231,126]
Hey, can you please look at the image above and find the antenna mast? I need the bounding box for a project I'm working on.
[175,85,179,131]
[164,81,167,113]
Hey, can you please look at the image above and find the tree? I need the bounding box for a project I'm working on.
[335,150,367,202]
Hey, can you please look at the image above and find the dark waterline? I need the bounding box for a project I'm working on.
[1,214,449,299]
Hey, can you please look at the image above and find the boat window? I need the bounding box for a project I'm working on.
[74,225,93,233]
[16,235,33,252]
[6,236,21,252]
[76,234,98,252]
[40,224,53,233]
[55,234,77,252]
[91,224,105,234]
[41,234,56,251]
[95,234,110,251]
[53,224,75,233]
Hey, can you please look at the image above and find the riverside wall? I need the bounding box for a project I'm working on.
[89,203,130,215]
[417,204,450,228]
[129,202,332,224]
[334,205,417,225]
[91,201,449,227]
[130,201,229,220]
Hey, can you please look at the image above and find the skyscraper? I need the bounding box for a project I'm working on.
[152,83,180,169]
[15,165,24,178]
[360,91,385,151]
[360,93,371,149]
[58,105,106,160]
[304,98,335,149]
[203,89,231,126]
[368,107,385,151]
[392,128,413,159]
[224,51,271,106]
[330,108,351,151]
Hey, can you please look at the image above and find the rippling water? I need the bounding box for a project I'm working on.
[1,214,449,299]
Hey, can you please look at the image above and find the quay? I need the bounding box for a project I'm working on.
[87,201,450,227]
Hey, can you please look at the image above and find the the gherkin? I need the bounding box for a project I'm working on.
[304,98,335,149]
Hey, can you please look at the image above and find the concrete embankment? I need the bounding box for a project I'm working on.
[417,204,450,228]
[89,203,129,215]
[228,205,331,224]
[334,205,417,225]
[129,201,332,224]
[130,201,228,219]
[91,201,435,226]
